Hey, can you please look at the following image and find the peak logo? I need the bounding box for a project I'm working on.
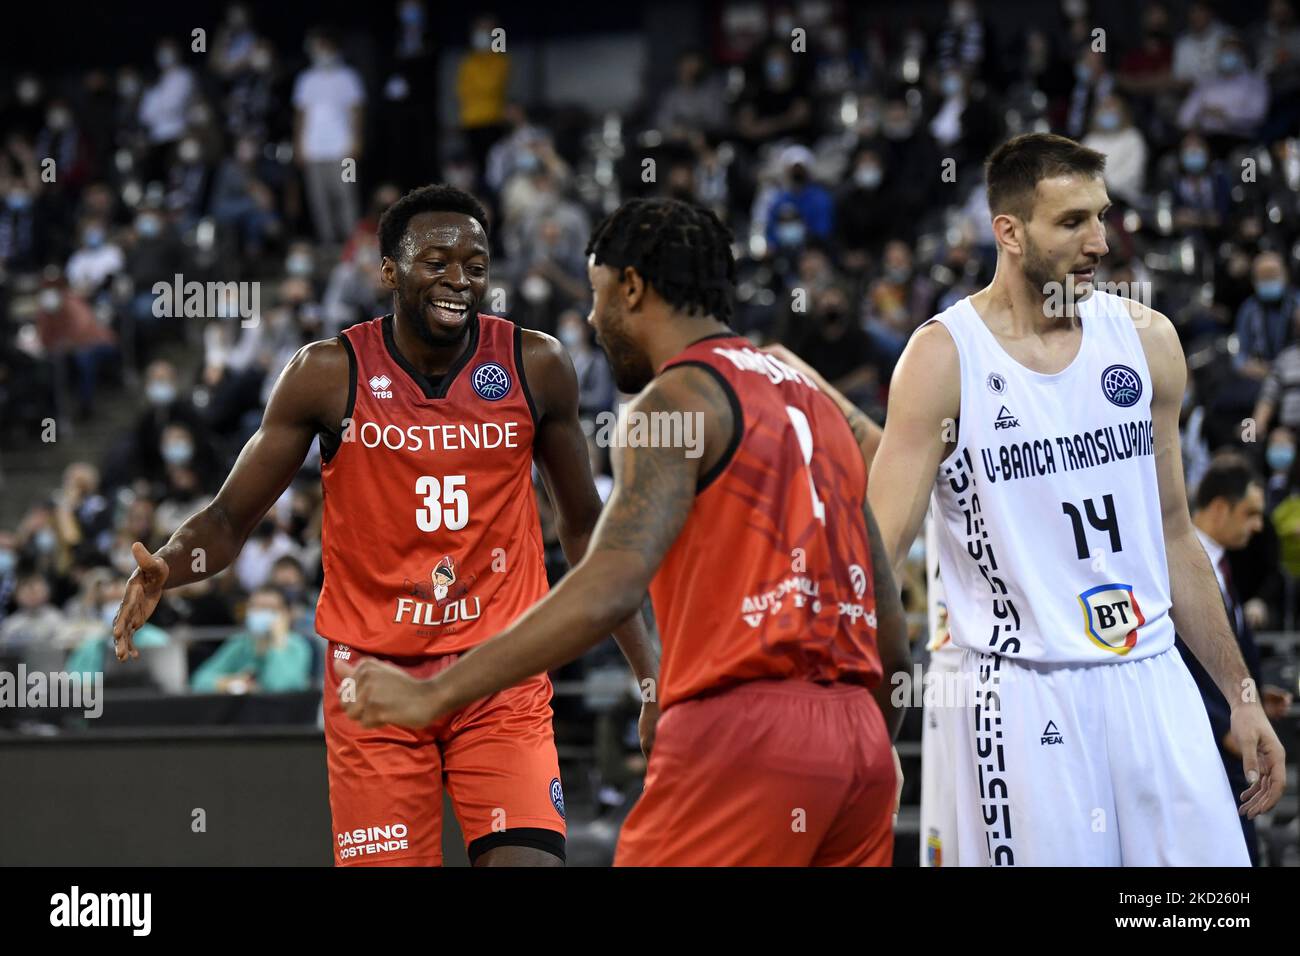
[993,405,1019,430]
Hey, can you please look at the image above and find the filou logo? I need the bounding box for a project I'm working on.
[369,374,393,399]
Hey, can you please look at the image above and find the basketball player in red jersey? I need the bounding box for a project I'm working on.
[110,185,659,867]
[338,198,911,865]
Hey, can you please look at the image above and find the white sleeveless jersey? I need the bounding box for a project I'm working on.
[925,291,1173,664]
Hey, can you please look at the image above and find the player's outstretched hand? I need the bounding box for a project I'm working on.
[1232,704,1287,819]
[112,541,168,662]
[638,698,660,758]
[334,656,437,729]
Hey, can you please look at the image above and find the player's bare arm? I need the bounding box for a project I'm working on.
[1136,301,1286,817]
[868,322,962,578]
[112,339,349,661]
[335,364,729,729]
[523,327,662,750]
[763,343,883,470]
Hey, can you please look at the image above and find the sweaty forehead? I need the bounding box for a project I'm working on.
[1033,174,1109,217]
[400,211,488,258]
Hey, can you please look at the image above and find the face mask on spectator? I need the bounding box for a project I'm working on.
[162,441,194,466]
[251,48,272,72]
[854,165,882,189]
[886,264,913,284]
[765,57,787,84]
[941,74,963,97]
[1075,62,1093,83]
[7,190,31,210]
[47,107,71,131]
[0,550,15,575]
[1256,279,1285,301]
[521,275,552,304]
[1267,444,1295,473]
[775,221,806,248]
[515,151,540,174]
[156,47,177,70]
[1095,110,1121,131]
[1218,51,1243,73]
[883,118,914,140]
[84,227,105,248]
[136,214,162,238]
[34,529,57,554]
[38,289,62,311]
[178,139,201,163]
[559,327,585,350]
[472,30,492,51]
[287,254,313,277]
[118,74,141,97]
[146,381,176,406]
[400,2,423,26]
[246,608,278,636]
[17,78,40,104]
[1181,149,1207,173]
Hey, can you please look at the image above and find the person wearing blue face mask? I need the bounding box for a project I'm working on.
[1264,426,1298,510]
[764,144,833,255]
[1236,251,1300,387]
[191,585,312,693]
[1177,34,1268,140]
[1082,94,1148,205]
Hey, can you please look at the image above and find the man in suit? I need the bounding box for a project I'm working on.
[1177,451,1295,865]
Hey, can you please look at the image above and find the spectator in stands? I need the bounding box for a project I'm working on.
[211,134,281,258]
[1264,425,1297,509]
[138,39,196,183]
[1172,0,1228,90]
[557,308,614,420]
[1065,48,1114,141]
[293,27,365,243]
[791,285,880,413]
[655,50,728,140]
[66,576,169,680]
[737,41,813,146]
[1176,453,1293,865]
[51,463,113,568]
[877,96,942,223]
[1178,33,1269,144]
[0,171,44,272]
[65,218,124,297]
[191,585,312,693]
[484,104,550,198]
[1082,94,1147,207]
[864,239,935,369]
[1237,252,1299,382]
[457,14,510,182]
[0,574,65,651]
[1256,0,1300,141]
[1166,131,1231,236]
[123,204,185,364]
[0,531,18,623]
[765,145,832,252]
[34,276,117,418]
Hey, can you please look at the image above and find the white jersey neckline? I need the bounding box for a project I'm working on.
[958,294,1095,384]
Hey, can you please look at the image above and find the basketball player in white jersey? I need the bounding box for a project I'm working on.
[868,132,1285,866]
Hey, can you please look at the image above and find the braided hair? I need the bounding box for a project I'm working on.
[586,198,736,322]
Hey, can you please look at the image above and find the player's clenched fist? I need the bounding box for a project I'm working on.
[334,657,438,729]
[113,541,169,662]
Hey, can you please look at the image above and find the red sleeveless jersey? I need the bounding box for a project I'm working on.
[649,335,882,710]
[315,313,549,657]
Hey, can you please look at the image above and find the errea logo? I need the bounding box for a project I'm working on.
[369,374,393,399]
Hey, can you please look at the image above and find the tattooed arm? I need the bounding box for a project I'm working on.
[336,365,731,728]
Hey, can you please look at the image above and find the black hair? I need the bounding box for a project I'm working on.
[985,132,1107,221]
[1194,452,1261,511]
[585,198,735,322]
[377,184,490,261]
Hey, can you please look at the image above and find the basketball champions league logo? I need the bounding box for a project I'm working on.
[471,362,511,401]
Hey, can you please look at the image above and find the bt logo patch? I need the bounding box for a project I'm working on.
[549,777,566,820]
[1101,364,1142,407]
[472,362,511,401]
[1078,582,1145,655]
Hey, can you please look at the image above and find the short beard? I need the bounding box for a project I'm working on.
[594,308,655,394]
[396,284,476,348]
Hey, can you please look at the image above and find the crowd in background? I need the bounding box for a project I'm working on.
[2,0,1300,710]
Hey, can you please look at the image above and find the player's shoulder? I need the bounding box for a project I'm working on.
[895,317,961,389]
[517,328,575,414]
[288,336,353,380]
[646,361,736,423]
